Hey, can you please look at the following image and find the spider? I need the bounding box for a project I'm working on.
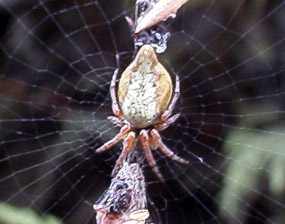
[96,44,189,181]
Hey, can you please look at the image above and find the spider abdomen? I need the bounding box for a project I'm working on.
[120,72,160,128]
[118,45,173,129]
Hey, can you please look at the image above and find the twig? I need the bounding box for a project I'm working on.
[94,160,151,224]
[135,0,190,33]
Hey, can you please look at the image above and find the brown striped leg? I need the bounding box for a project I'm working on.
[111,131,136,176]
[150,129,189,164]
[95,124,131,153]
[107,116,125,127]
[160,74,180,121]
[139,130,164,182]
[110,68,123,117]
[154,113,180,131]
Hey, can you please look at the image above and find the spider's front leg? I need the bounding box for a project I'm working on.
[160,74,180,122]
[110,68,123,118]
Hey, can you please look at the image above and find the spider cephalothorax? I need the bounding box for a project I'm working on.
[96,44,188,181]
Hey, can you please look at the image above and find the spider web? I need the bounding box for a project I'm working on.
[0,0,285,223]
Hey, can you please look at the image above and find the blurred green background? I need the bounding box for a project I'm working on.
[0,0,284,223]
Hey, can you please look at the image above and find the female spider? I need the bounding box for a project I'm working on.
[96,44,189,181]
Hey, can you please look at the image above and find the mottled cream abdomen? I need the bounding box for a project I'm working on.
[118,45,172,128]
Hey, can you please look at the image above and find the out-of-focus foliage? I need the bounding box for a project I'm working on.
[218,107,285,224]
[0,203,63,224]
[0,0,284,223]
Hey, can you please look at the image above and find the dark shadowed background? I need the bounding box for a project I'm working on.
[0,0,284,224]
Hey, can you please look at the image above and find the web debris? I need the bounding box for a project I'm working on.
[134,0,189,33]
[126,0,188,53]
[94,160,151,224]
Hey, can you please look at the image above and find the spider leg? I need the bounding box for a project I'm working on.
[95,124,131,153]
[110,68,123,117]
[160,74,180,121]
[150,129,189,164]
[139,130,164,182]
[154,113,180,131]
[111,131,136,176]
[107,116,125,127]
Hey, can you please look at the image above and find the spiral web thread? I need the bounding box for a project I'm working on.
[0,0,285,224]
